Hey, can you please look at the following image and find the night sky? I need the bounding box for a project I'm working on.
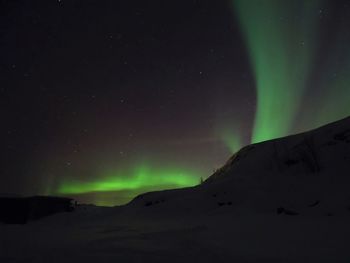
[1,0,350,206]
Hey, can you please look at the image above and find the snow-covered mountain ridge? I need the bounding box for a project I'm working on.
[127,116,350,216]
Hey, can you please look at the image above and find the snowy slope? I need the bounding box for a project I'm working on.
[126,116,350,216]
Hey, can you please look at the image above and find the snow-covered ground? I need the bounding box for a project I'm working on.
[1,117,350,262]
[1,208,350,262]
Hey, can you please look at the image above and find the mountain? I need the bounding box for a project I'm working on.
[127,116,350,216]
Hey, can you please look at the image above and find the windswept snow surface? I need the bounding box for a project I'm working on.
[1,117,350,262]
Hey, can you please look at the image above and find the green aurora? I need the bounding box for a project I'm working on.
[56,164,199,199]
[232,0,323,143]
[52,1,350,205]
[219,126,243,154]
[303,13,350,130]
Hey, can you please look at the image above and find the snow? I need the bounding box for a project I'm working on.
[1,117,350,262]
[1,210,350,262]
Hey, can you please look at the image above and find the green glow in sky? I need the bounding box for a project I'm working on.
[317,65,350,125]
[56,164,198,195]
[49,1,350,207]
[220,127,242,154]
[232,0,322,143]
[308,18,350,129]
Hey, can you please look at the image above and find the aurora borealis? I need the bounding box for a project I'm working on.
[232,0,350,143]
[58,165,198,195]
[1,0,350,206]
[233,0,323,143]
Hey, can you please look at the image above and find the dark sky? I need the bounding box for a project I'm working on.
[1,0,350,205]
